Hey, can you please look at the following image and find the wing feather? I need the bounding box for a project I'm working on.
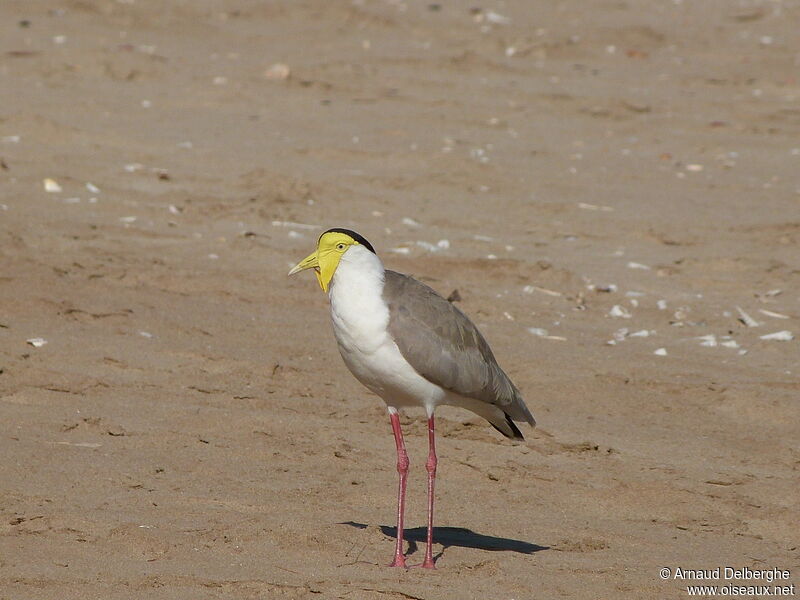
[382,270,535,425]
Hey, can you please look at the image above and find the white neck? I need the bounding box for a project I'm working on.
[328,245,388,354]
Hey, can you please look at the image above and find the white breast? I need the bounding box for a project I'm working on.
[328,246,446,414]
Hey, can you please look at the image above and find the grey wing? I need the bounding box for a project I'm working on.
[382,270,535,426]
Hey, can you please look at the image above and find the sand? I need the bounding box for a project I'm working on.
[1,1,798,598]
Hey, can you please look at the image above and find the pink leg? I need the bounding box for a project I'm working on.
[421,415,437,569]
[388,411,409,568]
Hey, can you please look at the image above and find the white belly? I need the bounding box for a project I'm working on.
[335,328,446,412]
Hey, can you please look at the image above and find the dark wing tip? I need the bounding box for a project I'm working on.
[491,412,526,440]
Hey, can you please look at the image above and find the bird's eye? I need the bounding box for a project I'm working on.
[337,243,346,250]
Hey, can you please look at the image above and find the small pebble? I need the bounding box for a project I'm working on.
[43,178,62,193]
[26,338,48,348]
[654,348,667,356]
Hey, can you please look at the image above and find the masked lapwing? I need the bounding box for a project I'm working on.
[288,228,535,568]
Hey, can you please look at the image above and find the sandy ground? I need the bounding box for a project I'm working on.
[1,1,799,598]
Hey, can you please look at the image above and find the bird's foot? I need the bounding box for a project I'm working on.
[409,558,436,569]
[387,555,408,568]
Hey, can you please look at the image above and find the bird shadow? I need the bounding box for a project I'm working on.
[339,521,548,562]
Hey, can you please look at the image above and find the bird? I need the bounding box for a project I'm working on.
[288,228,535,569]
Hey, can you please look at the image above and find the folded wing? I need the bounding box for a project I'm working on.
[382,270,535,427]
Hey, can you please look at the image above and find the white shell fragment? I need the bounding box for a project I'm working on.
[415,241,440,252]
[629,329,652,338]
[528,327,549,337]
[609,305,632,318]
[627,261,651,270]
[271,220,319,230]
[758,309,790,320]
[721,340,740,349]
[523,285,562,297]
[43,178,62,193]
[657,299,668,310]
[401,217,421,228]
[27,337,48,348]
[264,63,291,80]
[654,348,668,356]
[485,10,511,25]
[578,202,614,212]
[736,306,760,327]
[86,182,100,193]
[697,334,718,347]
[759,331,794,342]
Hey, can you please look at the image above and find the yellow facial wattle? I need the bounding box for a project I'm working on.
[288,231,360,293]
